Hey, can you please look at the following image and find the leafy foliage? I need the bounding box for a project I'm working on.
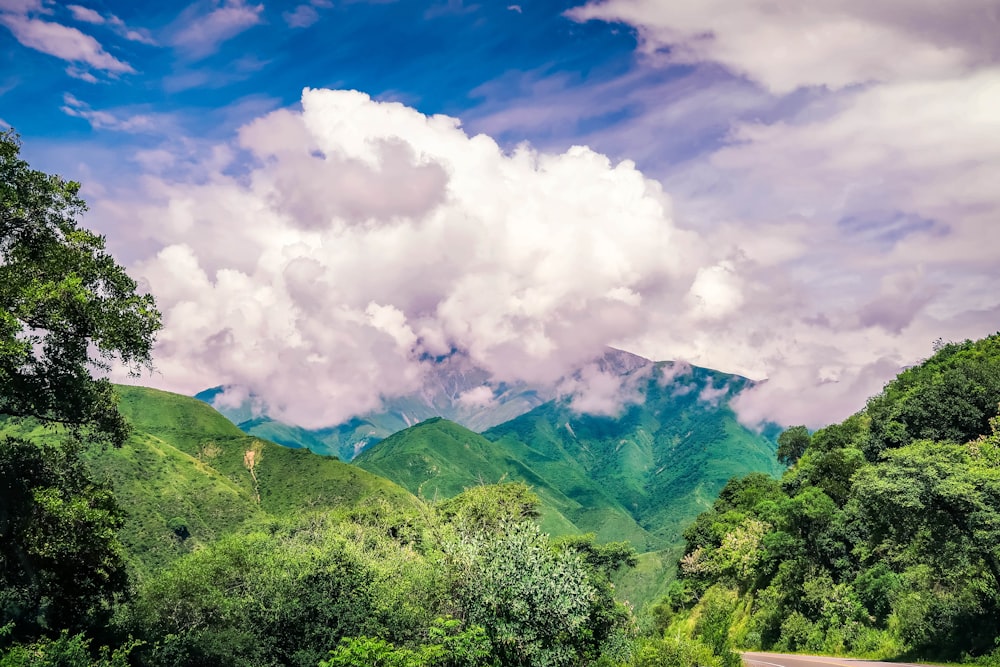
[0,438,127,642]
[0,131,159,661]
[0,130,159,448]
[665,333,1000,661]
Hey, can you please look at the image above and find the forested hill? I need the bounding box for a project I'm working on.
[662,333,1000,662]
[355,362,783,553]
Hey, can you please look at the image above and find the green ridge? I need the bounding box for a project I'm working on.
[4,385,422,575]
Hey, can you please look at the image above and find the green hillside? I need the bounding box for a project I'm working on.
[354,417,647,542]
[5,385,421,575]
[666,333,1000,662]
[356,364,779,544]
[484,363,783,548]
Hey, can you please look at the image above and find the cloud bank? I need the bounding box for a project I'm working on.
[555,0,1000,427]
[119,89,720,428]
[82,2,1000,432]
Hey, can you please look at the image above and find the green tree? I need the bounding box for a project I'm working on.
[1,129,160,446]
[0,131,159,650]
[443,521,600,667]
[435,482,541,534]
[776,426,810,466]
[0,438,127,640]
[864,335,1000,460]
[851,440,1000,654]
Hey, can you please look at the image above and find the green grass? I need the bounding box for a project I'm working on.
[4,385,422,575]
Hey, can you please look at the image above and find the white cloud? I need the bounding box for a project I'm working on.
[0,0,44,13]
[0,13,134,73]
[283,4,319,28]
[66,65,98,82]
[66,4,102,24]
[107,89,714,428]
[538,0,1000,429]
[698,380,728,407]
[172,0,263,58]
[567,0,997,94]
[457,385,496,409]
[102,85,1000,431]
[61,93,159,132]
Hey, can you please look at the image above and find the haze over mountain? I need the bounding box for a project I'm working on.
[197,347,657,460]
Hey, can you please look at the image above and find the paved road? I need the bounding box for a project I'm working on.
[743,651,930,667]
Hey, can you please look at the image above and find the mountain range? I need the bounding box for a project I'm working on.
[2,348,783,610]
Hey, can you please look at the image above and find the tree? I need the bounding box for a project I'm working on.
[777,426,810,466]
[0,131,160,647]
[1,129,160,447]
[0,438,127,640]
[443,521,600,667]
[851,439,1000,655]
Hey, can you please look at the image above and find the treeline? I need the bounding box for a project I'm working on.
[3,479,640,666]
[660,334,1000,662]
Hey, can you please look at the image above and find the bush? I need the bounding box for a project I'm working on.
[631,636,722,667]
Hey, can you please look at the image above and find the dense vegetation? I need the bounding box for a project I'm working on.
[663,334,1000,662]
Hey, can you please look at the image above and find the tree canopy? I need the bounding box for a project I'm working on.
[0,129,160,446]
[665,334,1000,661]
[1,130,160,652]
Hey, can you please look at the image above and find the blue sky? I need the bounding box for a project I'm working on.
[4,2,652,168]
[3,0,999,428]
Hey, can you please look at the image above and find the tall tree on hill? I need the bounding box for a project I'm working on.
[0,130,161,644]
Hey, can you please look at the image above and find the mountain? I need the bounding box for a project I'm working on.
[196,351,648,460]
[4,385,420,574]
[356,360,782,551]
[485,362,783,547]
[353,417,650,545]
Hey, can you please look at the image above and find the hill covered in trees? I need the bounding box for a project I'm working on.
[661,334,1000,663]
[355,363,782,552]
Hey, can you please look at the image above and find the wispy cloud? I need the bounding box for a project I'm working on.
[0,13,134,73]
[0,0,45,14]
[61,92,159,132]
[66,3,157,44]
[171,0,263,59]
[66,65,98,82]
[568,0,996,94]
[283,4,318,28]
[66,4,102,24]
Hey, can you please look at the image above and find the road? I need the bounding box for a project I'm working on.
[743,652,932,667]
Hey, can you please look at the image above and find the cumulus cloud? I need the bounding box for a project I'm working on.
[107,88,723,428]
[536,0,1000,428]
[100,0,1000,437]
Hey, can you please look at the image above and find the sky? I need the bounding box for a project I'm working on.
[2,0,999,429]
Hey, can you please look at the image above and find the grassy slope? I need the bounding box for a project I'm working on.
[354,417,592,538]
[6,385,420,576]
